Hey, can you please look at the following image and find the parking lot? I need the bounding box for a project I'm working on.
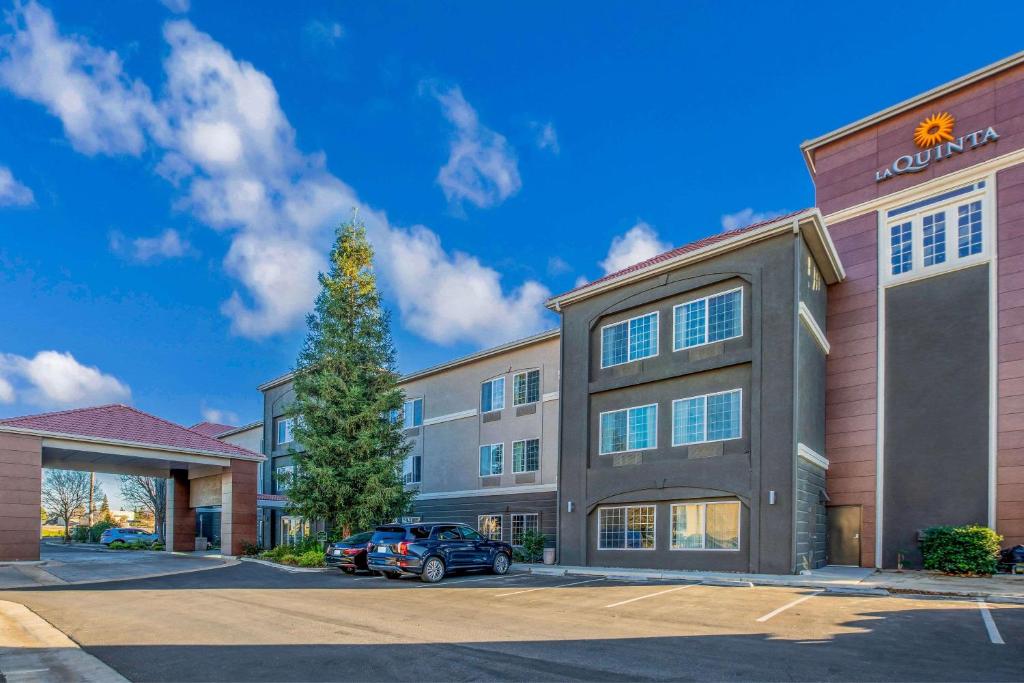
[2,561,1022,681]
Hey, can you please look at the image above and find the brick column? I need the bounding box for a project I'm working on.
[0,433,42,561]
[165,469,193,552]
[221,459,257,556]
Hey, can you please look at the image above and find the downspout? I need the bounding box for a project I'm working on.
[790,222,802,574]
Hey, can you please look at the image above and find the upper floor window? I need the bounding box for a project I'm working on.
[884,180,990,284]
[673,288,742,351]
[512,438,540,473]
[402,454,421,485]
[599,404,657,455]
[481,377,505,413]
[601,312,659,368]
[479,443,504,476]
[276,417,295,447]
[396,398,423,429]
[513,369,540,406]
[672,389,742,446]
[274,464,296,494]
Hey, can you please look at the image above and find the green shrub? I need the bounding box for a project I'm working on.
[88,520,118,543]
[152,542,165,551]
[125,540,151,550]
[108,540,127,549]
[241,541,262,557]
[518,530,547,563]
[260,545,291,561]
[297,549,326,568]
[921,525,1002,575]
[279,554,300,566]
[71,525,90,542]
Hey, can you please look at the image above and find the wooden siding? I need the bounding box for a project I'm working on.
[824,212,878,567]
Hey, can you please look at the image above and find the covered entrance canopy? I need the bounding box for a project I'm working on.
[0,404,264,561]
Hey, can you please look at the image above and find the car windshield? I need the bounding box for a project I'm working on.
[342,532,372,545]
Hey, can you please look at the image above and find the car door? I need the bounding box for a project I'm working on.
[432,525,472,567]
[459,526,491,566]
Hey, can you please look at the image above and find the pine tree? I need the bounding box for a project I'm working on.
[287,215,413,536]
[99,494,112,522]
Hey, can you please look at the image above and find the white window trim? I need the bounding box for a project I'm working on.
[669,500,742,552]
[798,302,830,355]
[672,286,744,352]
[598,403,659,455]
[671,388,743,447]
[510,512,539,546]
[511,438,540,473]
[479,442,504,477]
[477,514,503,541]
[511,369,541,406]
[600,311,660,369]
[597,504,657,551]
[481,376,506,413]
[880,180,993,287]
[402,397,424,429]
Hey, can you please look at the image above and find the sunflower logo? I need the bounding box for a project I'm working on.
[914,112,956,149]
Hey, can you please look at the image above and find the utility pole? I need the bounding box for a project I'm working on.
[87,472,95,526]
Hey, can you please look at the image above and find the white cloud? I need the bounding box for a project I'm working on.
[599,221,671,275]
[160,0,190,13]
[720,207,788,232]
[533,121,559,154]
[0,5,550,345]
[573,275,589,289]
[0,350,131,409]
[304,19,344,48]
[0,1,165,156]
[0,165,34,206]
[110,228,189,262]
[201,406,239,425]
[431,84,521,209]
[546,255,571,277]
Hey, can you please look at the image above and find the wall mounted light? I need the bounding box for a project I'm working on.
[768,490,777,505]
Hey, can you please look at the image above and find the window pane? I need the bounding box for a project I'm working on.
[706,503,740,550]
[491,443,503,474]
[513,374,525,405]
[602,322,628,367]
[627,405,656,450]
[512,441,525,472]
[413,399,423,426]
[671,504,704,549]
[511,513,538,546]
[626,506,655,549]
[891,222,912,275]
[526,370,540,403]
[598,508,625,549]
[628,314,658,361]
[402,455,421,484]
[479,446,490,476]
[478,515,502,541]
[681,397,705,444]
[707,390,741,441]
[682,300,706,348]
[492,378,505,411]
[525,439,540,471]
[957,201,982,257]
[481,382,492,413]
[600,410,627,454]
[708,290,741,342]
[922,212,946,267]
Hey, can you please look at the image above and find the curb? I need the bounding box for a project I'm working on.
[238,557,333,573]
[0,557,238,590]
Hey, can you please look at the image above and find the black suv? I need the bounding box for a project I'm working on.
[366,523,513,583]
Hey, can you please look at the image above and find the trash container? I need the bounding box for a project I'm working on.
[543,547,556,565]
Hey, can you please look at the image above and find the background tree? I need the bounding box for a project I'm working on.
[40,506,48,523]
[42,469,91,542]
[287,215,413,537]
[99,494,113,523]
[119,476,167,541]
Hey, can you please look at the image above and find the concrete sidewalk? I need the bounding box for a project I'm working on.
[512,563,1024,602]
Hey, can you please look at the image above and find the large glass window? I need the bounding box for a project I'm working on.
[276,417,295,446]
[478,514,502,541]
[513,369,540,405]
[670,501,740,550]
[673,289,742,350]
[481,377,505,413]
[672,389,742,446]
[597,505,655,550]
[402,454,421,484]
[479,443,504,476]
[510,513,539,545]
[601,312,659,368]
[512,438,540,473]
[599,404,657,454]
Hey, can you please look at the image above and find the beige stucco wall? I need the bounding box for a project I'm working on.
[189,473,222,508]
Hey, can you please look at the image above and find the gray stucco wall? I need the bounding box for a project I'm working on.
[795,458,827,570]
[557,233,800,573]
[410,491,557,547]
[883,263,990,568]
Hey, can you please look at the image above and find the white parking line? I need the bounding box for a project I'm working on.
[414,573,532,588]
[604,583,695,608]
[756,591,822,623]
[496,577,605,597]
[976,599,1005,645]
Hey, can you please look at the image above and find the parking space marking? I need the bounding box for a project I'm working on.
[755,590,822,623]
[414,573,532,588]
[603,583,695,608]
[976,599,1005,645]
[495,577,605,597]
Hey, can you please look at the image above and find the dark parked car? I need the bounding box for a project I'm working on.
[325,531,374,573]
[366,523,513,583]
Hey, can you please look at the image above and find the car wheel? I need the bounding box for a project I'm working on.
[341,567,355,575]
[421,557,445,583]
[491,552,511,575]
[383,572,403,580]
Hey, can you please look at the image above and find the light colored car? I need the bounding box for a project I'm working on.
[98,527,159,545]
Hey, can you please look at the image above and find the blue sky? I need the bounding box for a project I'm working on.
[1,0,1021,439]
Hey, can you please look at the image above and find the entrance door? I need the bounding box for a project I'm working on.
[827,505,861,566]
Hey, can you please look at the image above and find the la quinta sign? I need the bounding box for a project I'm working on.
[875,112,999,182]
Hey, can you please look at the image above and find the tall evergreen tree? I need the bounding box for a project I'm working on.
[287,215,413,536]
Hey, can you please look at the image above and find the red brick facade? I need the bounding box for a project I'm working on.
[0,433,42,561]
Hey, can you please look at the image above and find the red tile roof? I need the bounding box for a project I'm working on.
[0,404,261,459]
[550,209,811,303]
[189,421,236,438]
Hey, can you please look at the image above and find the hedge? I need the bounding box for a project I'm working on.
[921,525,1002,576]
